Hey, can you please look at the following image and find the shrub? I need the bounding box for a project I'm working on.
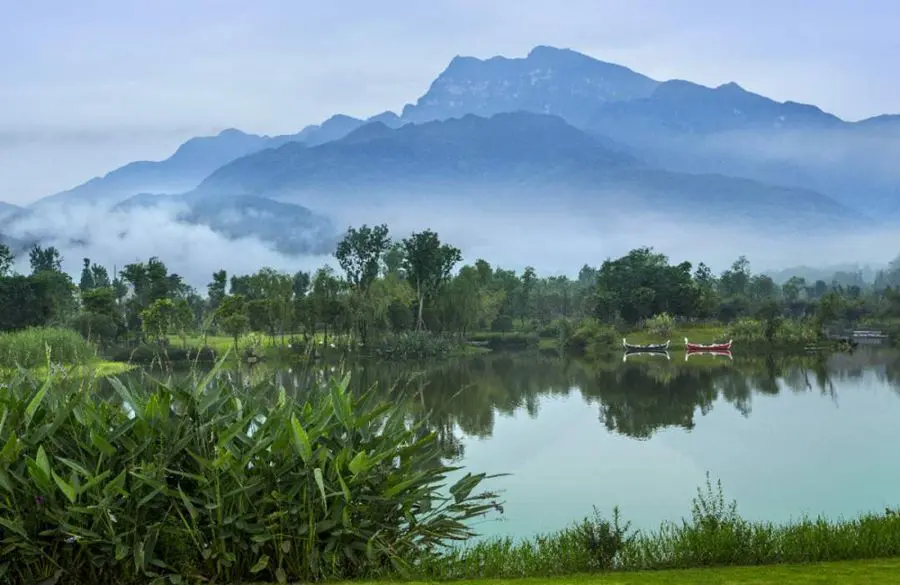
[373,330,462,359]
[0,362,503,584]
[0,327,98,369]
[645,313,677,337]
[468,331,539,350]
[560,319,618,356]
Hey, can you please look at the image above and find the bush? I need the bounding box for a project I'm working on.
[538,319,568,339]
[560,318,618,356]
[645,313,677,337]
[0,327,98,369]
[373,330,462,359]
[468,331,539,350]
[0,363,503,584]
[725,318,819,347]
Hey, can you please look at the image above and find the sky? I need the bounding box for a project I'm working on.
[1,0,897,206]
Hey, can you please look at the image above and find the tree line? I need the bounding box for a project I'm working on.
[2,226,900,350]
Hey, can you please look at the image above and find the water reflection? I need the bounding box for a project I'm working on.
[115,347,900,537]
[123,348,900,446]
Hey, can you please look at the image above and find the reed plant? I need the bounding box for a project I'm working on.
[0,327,97,369]
[424,473,900,580]
[0,356,503,584]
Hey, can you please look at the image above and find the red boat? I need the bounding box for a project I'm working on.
[684,337,733,352]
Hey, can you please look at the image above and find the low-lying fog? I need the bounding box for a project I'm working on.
[3,197,895,290]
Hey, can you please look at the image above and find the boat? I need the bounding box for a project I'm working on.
[623,350,670,362]
[622,338,670,352]
[684,337,732,352]
[684,349,733,362]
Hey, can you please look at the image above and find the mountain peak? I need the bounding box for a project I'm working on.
[401,46,658,126]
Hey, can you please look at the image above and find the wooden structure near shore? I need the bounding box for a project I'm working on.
[823,328,890,345]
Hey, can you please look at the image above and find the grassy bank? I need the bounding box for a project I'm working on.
[0,326,132,379]
[0,326,98,368]
[418,475,900,581]
[345,558,900,584]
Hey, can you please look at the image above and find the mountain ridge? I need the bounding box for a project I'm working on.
[188,111,869,235]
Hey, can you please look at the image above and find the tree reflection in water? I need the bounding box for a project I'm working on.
[127,347,900,456]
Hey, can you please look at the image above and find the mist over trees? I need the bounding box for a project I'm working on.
[2,224,900,347]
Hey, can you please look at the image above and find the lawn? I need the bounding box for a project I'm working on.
[345,558,900,584]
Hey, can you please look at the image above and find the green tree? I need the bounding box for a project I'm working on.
[140,298,176,345]
[0,243,13,277]
[217,294,250,351]
[79,258,95,291]
[207,270,228,312]
[335,224,391,291]
[90,263,111,288]
[28,244,62,274]
[401,230,462,330]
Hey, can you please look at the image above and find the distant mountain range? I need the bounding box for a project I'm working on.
[9,45,899,253]
[0,201,21,218]
[189,112,865,232]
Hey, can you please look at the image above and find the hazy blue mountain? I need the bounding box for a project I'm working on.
[113,192,337,255]
[400,45,659,126]
[582,80,900,216]
[194,112,637,194]
[191,112,867,234]
[763,264,881,285]
[0,201,22,221]
[29,129,295,210]
[27,44,900,224]
[27,115,397,210]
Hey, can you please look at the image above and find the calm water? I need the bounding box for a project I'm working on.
[148,347,900,539]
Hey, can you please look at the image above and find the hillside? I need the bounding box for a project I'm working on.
[0,201,22,221]
[113,193,338,255]
[191,112,868,233]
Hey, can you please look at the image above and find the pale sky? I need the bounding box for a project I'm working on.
[1,0,897,205]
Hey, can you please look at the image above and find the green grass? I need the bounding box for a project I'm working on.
[0,326,98,368]
[343,558,900,584]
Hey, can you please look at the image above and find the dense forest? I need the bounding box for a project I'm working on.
[2,224,900,354]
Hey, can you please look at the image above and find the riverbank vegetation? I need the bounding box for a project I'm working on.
[0,363,503,584]
[1,363,898,584]
[2,225,900,365]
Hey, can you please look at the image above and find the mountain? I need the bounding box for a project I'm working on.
[400,45,659,126]
[763,264,880,286]
[194,112,637,195]
[113,193,337,255]
[191,112,867,233]
[30,129,291,210]
[27,114,402,211]
[582,80,900,216]
[0,201,22,221]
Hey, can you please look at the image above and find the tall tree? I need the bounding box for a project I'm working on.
[401,229,462,330]
[79,258,95,291]
[28,244,62,274]
[0,243,13,277]
[335,224,391,291]
[207,270,228,312]
[91,263,111,288]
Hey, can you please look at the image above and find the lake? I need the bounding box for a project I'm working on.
[142,346,900,540]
